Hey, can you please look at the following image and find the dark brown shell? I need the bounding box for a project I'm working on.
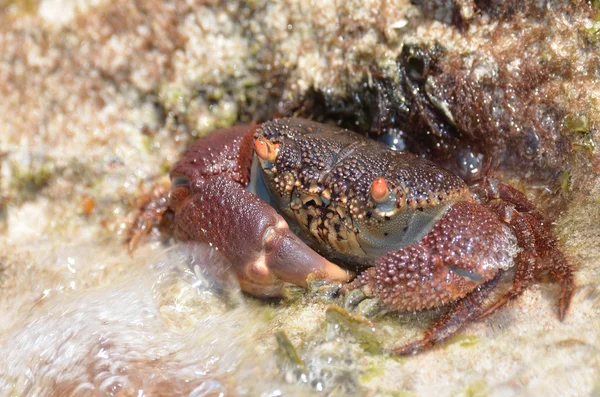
[257,118,470,210]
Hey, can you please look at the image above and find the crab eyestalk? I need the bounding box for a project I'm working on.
[370,177,389,203]
[370,177,396,214]
[255,136,279,163]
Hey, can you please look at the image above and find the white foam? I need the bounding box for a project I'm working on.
[0,244,292,396]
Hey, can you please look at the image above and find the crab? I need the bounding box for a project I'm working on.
[129,118,575,355]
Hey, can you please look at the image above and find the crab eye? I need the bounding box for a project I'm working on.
[370,177,388,202]
[254,136,280,163]
[370,177,396,213]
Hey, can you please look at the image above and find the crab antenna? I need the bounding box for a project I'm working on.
[370,177,390,203]
[254,137,279,163]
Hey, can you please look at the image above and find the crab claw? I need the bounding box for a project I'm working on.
[245,217,353,295]
[173,175,352,297]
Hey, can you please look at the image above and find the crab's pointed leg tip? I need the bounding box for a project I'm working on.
[393,341,427,356]
[127,233,139,255]
[558,283,575,321]
[558,302,569,322]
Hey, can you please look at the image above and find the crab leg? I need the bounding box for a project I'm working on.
[394,273,502,356]
[478,201,575,320]
[476,180,575,319]
[473,178,538,214]
[475,204,539,320]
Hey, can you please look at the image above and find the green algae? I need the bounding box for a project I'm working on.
[325,305,383,355]
[463,380,488,397]
[375,390,417,397]
[275,330,307,373]
[445,334,480,349]
[3,0,38,15]
[565,112,590,134]
[583,22,600,44]
[358,361,385,383]
[560,171,571,196]
[10,160,54,199]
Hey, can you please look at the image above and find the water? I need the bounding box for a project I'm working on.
[0,244,306,396]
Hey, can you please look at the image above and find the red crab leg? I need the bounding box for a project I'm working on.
[475,203,540,320]
[473,178,538,214]
[478,201,575,320]
[476,179,575,320]
[394,273,502,355]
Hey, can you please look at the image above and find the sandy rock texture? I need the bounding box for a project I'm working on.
[1,0,599,396]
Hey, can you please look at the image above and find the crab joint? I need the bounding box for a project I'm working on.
[255,136,280,163]
[370,177,390,203]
